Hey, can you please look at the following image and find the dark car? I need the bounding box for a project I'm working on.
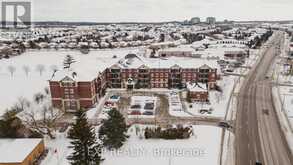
[144,103,154,110]
[218,121,232,129]
[255,161,262,165]
[130,104,141,109]
[143,111,154,116]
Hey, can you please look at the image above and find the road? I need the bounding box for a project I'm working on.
[235,31,293,165]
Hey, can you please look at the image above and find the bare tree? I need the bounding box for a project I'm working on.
[49,65,58,78]
[44,87,50,95]
[50,65,58,73]
[7,65,16,77]
[35,64,45,76]
[15,97,31,111]
[22,104,61,139]
[22,65,31,77]
[33,92,46,104]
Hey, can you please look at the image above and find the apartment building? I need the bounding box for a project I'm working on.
[49,54,219,111]
[49,71,98,111]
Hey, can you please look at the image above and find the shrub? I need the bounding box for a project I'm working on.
[144,126,192,140]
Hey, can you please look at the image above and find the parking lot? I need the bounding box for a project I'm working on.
[94,89,223,127]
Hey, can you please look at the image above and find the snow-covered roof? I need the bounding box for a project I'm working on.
[116,55,219,70]
[158,47,194,53]
[224,48,247,54]
[187,82,208,92]
[0,138,43,163]
[51,50,135,81]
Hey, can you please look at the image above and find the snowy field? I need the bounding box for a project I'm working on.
[42,125,222,165]
[0,49,136,116]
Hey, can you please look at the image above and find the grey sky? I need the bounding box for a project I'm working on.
[29,0,293,22]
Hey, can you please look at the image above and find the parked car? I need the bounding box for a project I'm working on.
[143,111,154,116]
[130,110,141,115]
[226,68,234,72]
[218,121,232,129]
[170,91,177,95]
[104,101,115,108]
[144,102,154,110]
[130,104,141,109]
[255,161,262,165]
[109,95,120,102]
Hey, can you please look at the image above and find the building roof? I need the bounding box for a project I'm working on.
[158,47,194,53]
[51,49,221,82]
[51,50,132,81]
[0,138,43,163]
[186,82,208,92]
[116,55,219,70]
[224,48,247,55]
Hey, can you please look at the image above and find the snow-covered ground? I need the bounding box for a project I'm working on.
[272,87,293,152]
[168,92,191,117]
[276,86,293,126]
[0,49,135,116]
[42,125,222,165]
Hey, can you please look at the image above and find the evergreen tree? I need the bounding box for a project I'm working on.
[0,110,22,138]
[63,55,76,69]
[99,108,128,149]
[67,109,102,165]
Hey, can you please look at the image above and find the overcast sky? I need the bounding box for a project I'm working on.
[24,0,293,22]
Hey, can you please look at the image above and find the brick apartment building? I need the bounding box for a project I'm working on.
[49,70,109,112]
[107,63,217,89]
[186,82,209,102]
[49,55,219,111]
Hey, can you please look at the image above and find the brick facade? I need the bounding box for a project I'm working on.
[50,64,218,111]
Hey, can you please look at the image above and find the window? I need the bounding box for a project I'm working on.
[66,101,70,106]
[62,82,75,87]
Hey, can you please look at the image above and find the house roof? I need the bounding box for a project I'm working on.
[0,138,43,163]
[186,82,208,92]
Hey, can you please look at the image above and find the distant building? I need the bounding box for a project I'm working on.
[0,138,45,165]
[206,17,216,24]
[158,48,194,57]
[224,49,247,62]
[190,17,201,24]
[183,20,190,25]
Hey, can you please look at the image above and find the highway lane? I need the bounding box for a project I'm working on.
[235,31,293,165]
[256,81,292,165]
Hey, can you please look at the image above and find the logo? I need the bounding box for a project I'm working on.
[1,1,31,31]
